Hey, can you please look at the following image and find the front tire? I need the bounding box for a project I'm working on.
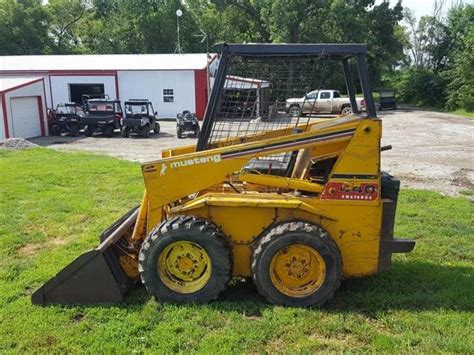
[177,128,183,139]
[139,215,232,304]
[251,221,342,307]
[154,122,160,134]
[84,125,94,137]
[69,123,80,137]
[104,125,114,137]
[142,124,150,138]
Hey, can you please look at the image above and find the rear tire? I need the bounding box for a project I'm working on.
[289,105,301,117]
[251,221,342,307]
[139,215,232,304]
[50,125,60,136]
[177,128,183,139]
[341,105,353,116]
[121,126,130,138]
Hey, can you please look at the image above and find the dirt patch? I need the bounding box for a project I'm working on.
[380,108,473,195]
[17,237,67,256]
[30,109,474,196]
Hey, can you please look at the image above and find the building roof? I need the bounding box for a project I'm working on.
[0,53,213,72]
[0,77,42,93]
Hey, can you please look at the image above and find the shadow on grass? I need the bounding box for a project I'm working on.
[69,260,472,315]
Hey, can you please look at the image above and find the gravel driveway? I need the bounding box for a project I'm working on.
[30,108,473,195]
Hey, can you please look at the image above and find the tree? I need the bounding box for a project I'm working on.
[45,0,87,54]
[445,4,474,111]
[0,0,51,55]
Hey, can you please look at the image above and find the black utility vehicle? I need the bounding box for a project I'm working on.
[121,100,160,138]
[48,103,84,137]
[378,89,397,110]
[83,99,123,137]
[176,110,200,138]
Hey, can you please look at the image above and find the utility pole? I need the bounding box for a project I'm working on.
[174,9,183,54]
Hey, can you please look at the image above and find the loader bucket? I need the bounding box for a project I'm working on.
[32,207,139,305]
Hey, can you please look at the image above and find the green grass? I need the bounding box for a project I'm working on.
[0,148,473,353]
[450,109,474,118]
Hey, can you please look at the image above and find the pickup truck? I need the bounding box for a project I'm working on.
[285,90,365,116]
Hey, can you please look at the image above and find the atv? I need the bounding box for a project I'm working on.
[83,98,123,137]
[121,100,160,138]
[176,110,200,138]
[48,103,84,137]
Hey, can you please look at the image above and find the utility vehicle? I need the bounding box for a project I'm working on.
[121,99,160,138]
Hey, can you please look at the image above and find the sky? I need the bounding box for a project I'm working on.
[377,0,474,18]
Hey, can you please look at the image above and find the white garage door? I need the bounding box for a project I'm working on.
[11,97,41,138]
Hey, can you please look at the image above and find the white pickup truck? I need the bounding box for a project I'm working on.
[285,90,366,116]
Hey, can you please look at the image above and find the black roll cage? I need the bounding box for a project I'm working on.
[197,43,377,151]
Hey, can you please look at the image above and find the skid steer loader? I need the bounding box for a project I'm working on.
[32,44,414,307]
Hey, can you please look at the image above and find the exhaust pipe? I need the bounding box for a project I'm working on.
[32,207,139,305]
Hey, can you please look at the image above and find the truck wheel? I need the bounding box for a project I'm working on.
[341,106,353,116]
[104,125,114,137]
[84,125,94,137]
[69,124,80,137]
[121,126,130,138]
[154,122,160,134]
[251,221,342,307]
[289,105,301,117]
[142,124,150,138]
[50,125,60,136]
[177,128,183,139]
[139,215,232,304]
[194,129,200,138]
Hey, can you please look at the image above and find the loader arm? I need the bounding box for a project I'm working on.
[136,116,361,238]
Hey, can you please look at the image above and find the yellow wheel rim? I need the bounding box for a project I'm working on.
[269,244,326,297]
[158,241,211,294]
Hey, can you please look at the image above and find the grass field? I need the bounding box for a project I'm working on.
[0,148,473,353]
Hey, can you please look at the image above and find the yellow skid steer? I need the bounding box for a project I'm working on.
[32,44,414,307]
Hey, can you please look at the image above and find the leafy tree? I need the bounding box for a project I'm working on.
[0,0,51,55]
[45,0,86,54]
[445,4,474,111]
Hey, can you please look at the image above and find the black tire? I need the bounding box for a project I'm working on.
[177,128,183,139]
[139,215,232,304]
[50,125,60,136]
[251,221,342,307]
[84,125,94,137]
[194,129,200,138]
[154,122,160,134]
[121,126,130,138]
[341,105,353,116]
[289,105,301,117]
[104,125,114,137]
[69,124,80,137]
[142,124,150,138]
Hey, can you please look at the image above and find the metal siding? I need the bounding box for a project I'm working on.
[10,97,41,138]
[4,80,46,138]
[118,71,195,118]
[50,76,117,105]
[0,98,4,139]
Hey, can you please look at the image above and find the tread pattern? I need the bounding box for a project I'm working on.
[251,221,342,307]
[138,215,232,303]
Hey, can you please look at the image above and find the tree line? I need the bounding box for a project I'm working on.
[0,0,472,112]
